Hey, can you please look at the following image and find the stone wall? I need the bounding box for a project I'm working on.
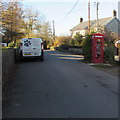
[2,48,16,87]
[0,49,2,119]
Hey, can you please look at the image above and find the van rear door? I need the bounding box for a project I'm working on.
[22,38,42,57]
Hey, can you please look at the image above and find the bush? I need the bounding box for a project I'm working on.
[59,44,70,51]
[82,34,92,62]
[50,46,55,50]
[104,45,115,64]
[8,40,20,48]
[54,36,72,47]
[58,44,82,51]
[72,33,83,46]
[8,42,15,47]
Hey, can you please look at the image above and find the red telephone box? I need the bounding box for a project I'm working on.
[92,33,104,63]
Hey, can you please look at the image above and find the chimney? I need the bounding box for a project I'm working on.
[113,10,117,17]
[80,17,83,23]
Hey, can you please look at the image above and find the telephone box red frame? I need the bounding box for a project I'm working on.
[92,33,104,63]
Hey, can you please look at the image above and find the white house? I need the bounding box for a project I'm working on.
[70,10,120,38]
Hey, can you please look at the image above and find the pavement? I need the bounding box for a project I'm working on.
[3,50,118,118]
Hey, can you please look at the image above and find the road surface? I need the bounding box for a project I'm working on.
[3,50,118,118]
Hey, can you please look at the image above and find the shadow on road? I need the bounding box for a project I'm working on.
[50,51,84,61]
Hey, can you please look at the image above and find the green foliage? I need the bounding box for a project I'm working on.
[54,36,72,47]
[82,34,92,62]
[104,45,115,64]
[54,35,82,51]
[70,39,76,45]
[96,25,117,64]
[70,33,83,46]
[15,40,20,48]
[8,40,20,48]
[59,44,71,51]
[8,42,15,47]
[73,33,83,46]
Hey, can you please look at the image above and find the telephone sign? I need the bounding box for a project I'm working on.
[92,33,104,63]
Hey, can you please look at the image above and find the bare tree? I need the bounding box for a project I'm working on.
[22,8,40,37]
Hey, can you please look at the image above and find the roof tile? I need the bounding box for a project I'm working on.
[70,17,112,31]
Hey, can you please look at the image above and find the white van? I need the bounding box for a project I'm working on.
[19,38,44,61]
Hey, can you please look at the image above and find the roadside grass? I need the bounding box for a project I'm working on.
[91,64,113,68]
[91,64,119,77]
[81,59,119,77]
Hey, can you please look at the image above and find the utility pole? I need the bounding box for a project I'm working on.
[53,20,55,41]
[118,1,120,38]
[94,2,99,32]
[88,0,91,33]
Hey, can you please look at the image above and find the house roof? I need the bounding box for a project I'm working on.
[70,17,112,31]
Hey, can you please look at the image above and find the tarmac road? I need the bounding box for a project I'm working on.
[3,50,118,118]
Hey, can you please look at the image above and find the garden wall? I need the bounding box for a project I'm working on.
[2,48,16,87]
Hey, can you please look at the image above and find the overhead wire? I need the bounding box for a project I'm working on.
[59,0,80,22]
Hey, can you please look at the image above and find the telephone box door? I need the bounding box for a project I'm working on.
[92,33,104,63]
